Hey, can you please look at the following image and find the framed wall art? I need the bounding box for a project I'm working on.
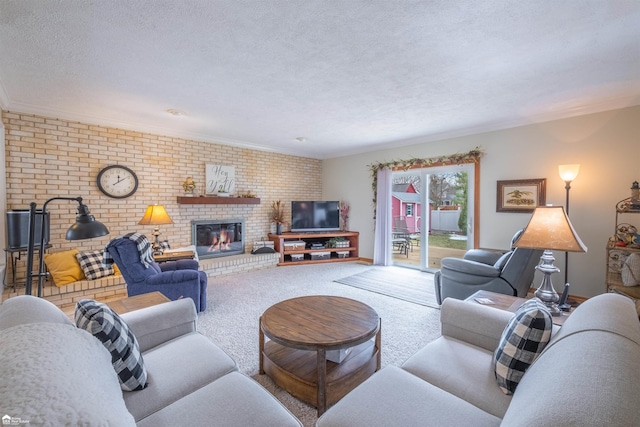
[496,178,546,213]
[206,164,236,195]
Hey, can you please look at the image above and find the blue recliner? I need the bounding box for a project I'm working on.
[106,237,207,312]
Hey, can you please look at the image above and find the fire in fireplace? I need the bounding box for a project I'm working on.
[192,219,244,259]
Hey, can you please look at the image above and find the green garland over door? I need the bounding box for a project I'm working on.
[368,146,484,216]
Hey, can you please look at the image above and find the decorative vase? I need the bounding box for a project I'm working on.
[276,223,282,235]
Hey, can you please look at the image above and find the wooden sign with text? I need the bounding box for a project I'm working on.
[206,164,236,195]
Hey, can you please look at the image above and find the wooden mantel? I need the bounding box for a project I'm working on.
[176,196,261,205]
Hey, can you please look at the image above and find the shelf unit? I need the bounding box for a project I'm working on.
[606,197,640,300]
[176,196,260,205]
[268,231,359,266]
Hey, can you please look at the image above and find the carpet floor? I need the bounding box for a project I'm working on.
[334,266,439,308]
[195,262,442,427]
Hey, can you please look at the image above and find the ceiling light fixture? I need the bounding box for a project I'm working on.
[166,109,186,117]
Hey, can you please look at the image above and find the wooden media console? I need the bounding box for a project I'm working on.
[268,231,359,266]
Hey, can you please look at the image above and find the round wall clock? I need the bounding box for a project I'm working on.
[97,165,139,199]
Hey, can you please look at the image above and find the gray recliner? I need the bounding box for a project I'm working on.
[434,230,542,304]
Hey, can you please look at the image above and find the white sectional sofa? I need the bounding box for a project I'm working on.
[0,295,301,427]
[317,293,640,426]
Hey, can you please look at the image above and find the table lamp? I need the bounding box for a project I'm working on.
[513,206,587,314]
[138,205,174,256]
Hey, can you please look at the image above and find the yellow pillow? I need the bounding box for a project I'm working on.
[113,263,121,276]
[43,249,85,287]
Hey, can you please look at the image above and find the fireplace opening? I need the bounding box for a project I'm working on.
[192,219,244,259]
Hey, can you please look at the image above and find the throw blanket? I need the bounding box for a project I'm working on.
[104,233,154,269]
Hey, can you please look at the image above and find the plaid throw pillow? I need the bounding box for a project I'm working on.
[494,298,552,394]
[76,250,114,280]
[75,299,148,391]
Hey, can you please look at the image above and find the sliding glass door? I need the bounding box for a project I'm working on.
[391,163,475,271]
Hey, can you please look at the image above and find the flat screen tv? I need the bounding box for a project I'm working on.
[291,201,340,232]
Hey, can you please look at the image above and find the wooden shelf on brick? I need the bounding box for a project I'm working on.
[177,196,260,205]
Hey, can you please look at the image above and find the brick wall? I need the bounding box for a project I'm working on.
[2,111,322,258]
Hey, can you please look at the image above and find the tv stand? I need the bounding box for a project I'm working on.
[268,231,359,266]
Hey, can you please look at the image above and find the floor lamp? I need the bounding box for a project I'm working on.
[25,197,110,297]
[558,164,580,285]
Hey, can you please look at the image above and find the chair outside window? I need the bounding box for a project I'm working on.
[392,218,413,257]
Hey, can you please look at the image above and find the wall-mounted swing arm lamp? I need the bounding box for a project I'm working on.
[25,197,110,297]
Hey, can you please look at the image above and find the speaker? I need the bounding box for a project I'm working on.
[6,210,50,250]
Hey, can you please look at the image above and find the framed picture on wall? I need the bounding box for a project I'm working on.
[206,164,236,195]
[496,178,546,213]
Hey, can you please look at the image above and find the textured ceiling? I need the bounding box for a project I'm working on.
[1,1,639,159]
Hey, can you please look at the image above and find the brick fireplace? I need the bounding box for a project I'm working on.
[192,219,245,259]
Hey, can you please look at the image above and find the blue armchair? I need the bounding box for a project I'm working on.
[106,237,207,312]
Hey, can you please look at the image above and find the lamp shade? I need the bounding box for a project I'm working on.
[65,202,110,240]
[513,206,587,253]
[558,164,580,182]
[138,205,174,225]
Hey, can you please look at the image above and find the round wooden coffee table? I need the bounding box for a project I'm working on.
[259,295,381,415]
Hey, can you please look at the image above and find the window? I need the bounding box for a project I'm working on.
[406,203,414,217]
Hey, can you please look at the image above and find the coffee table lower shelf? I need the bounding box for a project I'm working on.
[261,339,378,411]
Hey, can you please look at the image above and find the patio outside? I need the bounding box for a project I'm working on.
[391,170,470,270]
[392,232,467,269]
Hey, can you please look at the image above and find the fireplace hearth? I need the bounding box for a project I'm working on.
[192,219,244,259]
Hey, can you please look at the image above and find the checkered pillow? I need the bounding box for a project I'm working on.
[75,299,148,391]
[159,240,171,250]
[76,250,114,280]
[494,298,552,394]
